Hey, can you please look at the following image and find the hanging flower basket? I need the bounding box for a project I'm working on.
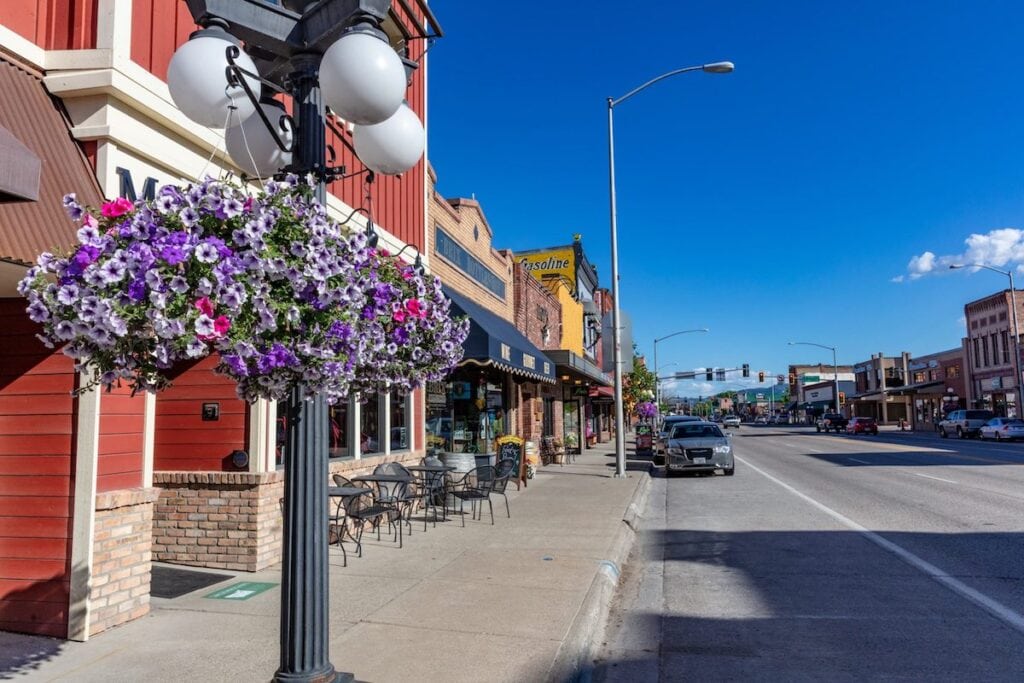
[636,401,657,419]
[19,176,469,403]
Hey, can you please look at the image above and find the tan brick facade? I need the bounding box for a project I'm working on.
[512,262,564,445]
[89,487,160,637]
[427,164,514,319]
[152,471,284,573]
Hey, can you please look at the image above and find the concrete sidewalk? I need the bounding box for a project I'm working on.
[1,442,651,683]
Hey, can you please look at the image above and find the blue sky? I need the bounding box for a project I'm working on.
[426,1,1024,396]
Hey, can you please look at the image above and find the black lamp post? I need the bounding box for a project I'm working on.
[166,2,438,680]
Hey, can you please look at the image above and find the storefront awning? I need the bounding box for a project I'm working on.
[885,380,944,396]
[545,349,612,387]
[589,385,614,402]
[0,56,104,267]
[444,287,556,383]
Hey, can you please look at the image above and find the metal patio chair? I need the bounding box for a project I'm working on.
[331,473,390,561]
[449,465,498,526]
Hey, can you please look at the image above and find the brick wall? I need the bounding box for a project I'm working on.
[512,263,562,352]
[151,451,425,572]
[427,164,514,321]
[89,487,160,637]
[151,471,283,572]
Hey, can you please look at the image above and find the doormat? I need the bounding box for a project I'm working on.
[150,565,234,599]
[205,582,277,601]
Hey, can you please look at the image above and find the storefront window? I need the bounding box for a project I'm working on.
[426,381,451,453]
[329,401,350,459]
[449,372,506,454]
[390,389,410,451]
[360,393,380,454]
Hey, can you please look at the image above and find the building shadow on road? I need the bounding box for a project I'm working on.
[591,528,1024,681]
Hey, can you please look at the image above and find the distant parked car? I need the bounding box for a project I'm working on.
[980,417,1024,441]
[938,409,994,439]
[846,417,879,435]
[722,415,741,428]
[754,416,769,425]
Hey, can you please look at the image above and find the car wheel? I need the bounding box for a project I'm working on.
[939,427,947,438]
[995,432,1002,441]
[816,425,821,432]
[957,427,964,439]
[723,466,735,476]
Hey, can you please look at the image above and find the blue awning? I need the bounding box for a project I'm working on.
[444,287,556,383]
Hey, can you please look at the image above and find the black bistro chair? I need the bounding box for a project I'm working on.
[450,465,498,526]
[491,458,516,520]
[330,474,389,563]
[372,463,415,547]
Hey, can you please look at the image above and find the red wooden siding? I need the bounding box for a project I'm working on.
[97,386,145,492]
[153,355,247,471]
[0,0,98,50]
[0,298,74,637]
[127,1,427,251]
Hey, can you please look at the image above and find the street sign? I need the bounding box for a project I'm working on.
[777,374,785,383]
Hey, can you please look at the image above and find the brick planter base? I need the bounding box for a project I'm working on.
[152,472,284,572]
[90,487,161,637]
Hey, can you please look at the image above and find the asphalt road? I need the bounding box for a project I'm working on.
[593,426,1024,681]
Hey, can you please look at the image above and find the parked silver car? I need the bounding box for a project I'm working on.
[980,417,1024,441]
[938,409,994,438]
[655,415,702,460]
[722,415,741,428]
[665,421,735,476]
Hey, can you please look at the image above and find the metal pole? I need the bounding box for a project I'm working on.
[608,98,627,478]
[277,55,346,683]
[833,347,840,414]
[1010,272,1022,418]
[653,340,659,419]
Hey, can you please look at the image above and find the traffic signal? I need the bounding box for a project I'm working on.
[742,363,750,378]
[839,391,846,405]
[758,371,765,383]
[716,369,726,382]
[789,373,796,384]
[706,368,713,381]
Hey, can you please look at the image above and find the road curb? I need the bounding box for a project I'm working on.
[548,466,653,682]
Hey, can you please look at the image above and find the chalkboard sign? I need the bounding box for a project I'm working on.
[495,435,526,490]
[635,424,653,436]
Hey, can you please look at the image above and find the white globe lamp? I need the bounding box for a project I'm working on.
[225,100,294,178]
[352,103,424,175]
[168,27,260,128]
[319,30,405,125]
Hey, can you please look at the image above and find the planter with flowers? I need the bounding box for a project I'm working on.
[19,176,469,403]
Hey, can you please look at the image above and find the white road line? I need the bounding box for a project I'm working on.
[848,458,870,464]
[807,448,824,453]
[737,455,1024,636]
[910,472,957,484]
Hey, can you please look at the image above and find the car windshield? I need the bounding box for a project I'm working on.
[671,424,724,439]
[966,411,993,419]
[1004,419,1024,426]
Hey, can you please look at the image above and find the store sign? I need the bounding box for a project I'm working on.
[523,353,536,369]
[991,377,1003,389]
[517,247,576,290]
[435,227,506,298]
[115,166,159,201]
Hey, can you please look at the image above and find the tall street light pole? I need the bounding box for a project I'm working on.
[607,61,732,478]
[789,341,840,414]
[167,2,435,680]
[653,328,709,413]
[950,263,1023,416]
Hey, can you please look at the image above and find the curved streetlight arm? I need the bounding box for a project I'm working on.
[611,65,705,107]
[788,341,841,414]
[950,263,1011,277]
[655,327,710,345]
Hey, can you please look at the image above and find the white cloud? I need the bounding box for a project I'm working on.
[890,275,905,283]
[906,228,1024,280]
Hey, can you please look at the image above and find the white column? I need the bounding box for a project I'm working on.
[67,382,100,642]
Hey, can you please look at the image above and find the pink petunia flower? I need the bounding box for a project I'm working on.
[393,309,407,323]
[213,315,231,336]
[405,298,423,318]
[194,297,215,317]
[82,214,98,229]
[100,197,134,218]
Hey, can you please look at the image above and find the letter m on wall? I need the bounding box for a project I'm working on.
[115,167,158,201]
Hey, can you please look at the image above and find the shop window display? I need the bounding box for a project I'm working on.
[360,393,381,454]
[390,389,410,451]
